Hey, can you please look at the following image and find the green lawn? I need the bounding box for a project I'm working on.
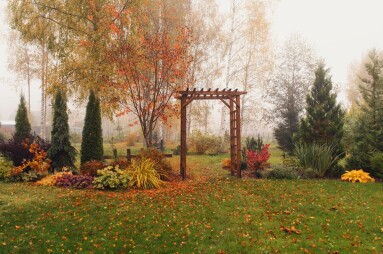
[1,162,382,252]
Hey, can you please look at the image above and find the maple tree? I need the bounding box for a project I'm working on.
[105,2,192,147]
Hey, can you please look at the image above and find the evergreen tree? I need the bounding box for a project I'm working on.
[14,95,31,141]
[299,64,345,160]
[273,94,299,154]
[346,50,383,175]
[47,91,76,170]
[81,90,103,165]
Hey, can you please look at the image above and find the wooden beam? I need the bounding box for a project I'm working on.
[236,95,241,178]
[220,98,230,108]
[180,97,187,180]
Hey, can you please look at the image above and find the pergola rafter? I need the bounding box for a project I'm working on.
[176,88,247,180]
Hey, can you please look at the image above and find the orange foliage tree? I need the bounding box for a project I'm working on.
[105,3,192,147]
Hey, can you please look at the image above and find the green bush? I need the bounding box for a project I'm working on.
[139,148,172,180]
[127,158,162,189]
[294,143,338,177]
[263,166,299,180]
[370,152,383,178]
[93,166,131,189]
[189,130,227,155]
[0,157,13,182]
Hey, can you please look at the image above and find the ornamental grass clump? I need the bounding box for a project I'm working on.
[341,169,375,183]
[127,158,162,189]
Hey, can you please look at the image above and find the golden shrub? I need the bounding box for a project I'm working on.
[341,169,375,183]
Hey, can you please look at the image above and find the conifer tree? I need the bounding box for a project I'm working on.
[47,91,76,170]
[14,95,31,141]
[273,95,299,154]
[298,64,345,160]
[81,90,103,165]
[346,50,383,175]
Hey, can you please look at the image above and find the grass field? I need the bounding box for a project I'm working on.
[1,151,383,253]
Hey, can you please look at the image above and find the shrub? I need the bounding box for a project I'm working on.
[93,166,131,189]
[9,141,51,182]
[369,152,383,178]
[221,158,231,169]
[189,130,215,154]
[108,160,131,170]
[294,143,338,177]
[127,158,162,189]
[246,144,271,171]
[172,145,181,155]
[138,148,172,180]
[80,160,106,176]
[341,169,375,183]
[126,133,136,146]
[0,157,13,182]
[263,166,299,180]
[35,172,72,186]
[0,135,50,166]
[241,135,264,169]
[55,174,94,189]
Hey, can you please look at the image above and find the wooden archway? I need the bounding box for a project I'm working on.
[176,88,247,180]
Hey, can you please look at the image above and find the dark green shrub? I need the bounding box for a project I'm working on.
[47,91,76,171]
[370,152,383,178]
[14,95,31,142]
[263,166,299,180]
[80,160,106,176]
[172,145,181,155]
[81,91,103,165]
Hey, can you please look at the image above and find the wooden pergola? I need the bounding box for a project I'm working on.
[176,88,247,180]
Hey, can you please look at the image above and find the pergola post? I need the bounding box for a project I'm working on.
[236,95,241,178]
[229,98,235,176]
[180,97,187,180]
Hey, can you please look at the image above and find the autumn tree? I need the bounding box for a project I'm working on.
[265,35,317,153]
[106,2,192,147]
[47,91,76,171]
[14,95,31,142]
[298,64,345,161]
[81,90,103,165]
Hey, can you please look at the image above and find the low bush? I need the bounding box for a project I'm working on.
[80,160,106,176]
[294,143,338,177]
[246,144,271,171]
[93,166,130,189]
[55,174,94,189]
[189,130,227,155]
[0,135,50,166]
[139,148,172,180]
[35,172,72,186]
[221,158,231,169]
[108,160,131,170]
[127,158,162,189]
[263,166,299,180]
[341,169,375,183]
[0,157,13,182]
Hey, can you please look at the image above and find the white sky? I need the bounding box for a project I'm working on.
[1,0,383,120]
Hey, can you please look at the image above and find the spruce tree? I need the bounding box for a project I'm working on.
[299,64,345,160]
[14,95,31,141]
[346,50,383,175]
[273,96,299,154]
[47,91,76,170]
[81,90,103,165]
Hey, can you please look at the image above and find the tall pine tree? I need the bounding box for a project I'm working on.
[346,50,383,175]
[14,95,31,141]
[299,64,345,160]
[47,91,76,171]
[81,90,103,165]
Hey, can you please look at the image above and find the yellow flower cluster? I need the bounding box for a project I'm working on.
[341,169,375,183]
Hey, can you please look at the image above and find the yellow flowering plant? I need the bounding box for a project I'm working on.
[341,169,375,183]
